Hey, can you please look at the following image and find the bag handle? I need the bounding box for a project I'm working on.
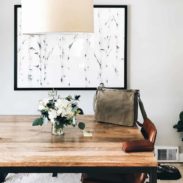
[93,83,104,113]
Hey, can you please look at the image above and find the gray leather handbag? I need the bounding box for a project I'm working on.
[94,84,139,127]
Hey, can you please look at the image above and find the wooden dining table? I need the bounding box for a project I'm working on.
[0,115,157,183]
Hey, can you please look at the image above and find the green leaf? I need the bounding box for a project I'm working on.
[32,117,44,126]
[173,124,177,128]
[74,95,80,100]
[179,111,183,121]
[78,122,85,130]
[77,108,84,115]
[66,95,72,101]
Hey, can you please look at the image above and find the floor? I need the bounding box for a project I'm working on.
[4,164,183,183]
[5,173,81,183]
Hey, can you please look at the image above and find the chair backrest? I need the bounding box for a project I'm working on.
[136,119,157,183]
[122,118,157,153]
[141,118,157,145]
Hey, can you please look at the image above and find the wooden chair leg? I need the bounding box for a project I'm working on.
[52,172,58,177]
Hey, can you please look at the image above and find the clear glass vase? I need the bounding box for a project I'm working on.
[51,123,64,136]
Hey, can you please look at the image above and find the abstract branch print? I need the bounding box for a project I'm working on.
[15,6,127,89]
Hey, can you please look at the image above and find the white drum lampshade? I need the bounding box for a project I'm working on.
[22,0,94,34]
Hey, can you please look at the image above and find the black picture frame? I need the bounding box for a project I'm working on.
[14,5,127,90]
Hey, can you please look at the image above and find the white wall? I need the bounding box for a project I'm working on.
[1,0,183,157]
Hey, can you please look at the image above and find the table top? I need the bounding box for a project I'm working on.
[0,115,157,168]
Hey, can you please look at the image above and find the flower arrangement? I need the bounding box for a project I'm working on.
[33,93,85,135]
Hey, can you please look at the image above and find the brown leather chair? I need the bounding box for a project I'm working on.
[81,172,147,183]
[140,118,157,144]
[81,118,157,183]
[122,118,157,153]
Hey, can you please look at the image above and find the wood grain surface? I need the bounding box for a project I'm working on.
[0,115,157,168]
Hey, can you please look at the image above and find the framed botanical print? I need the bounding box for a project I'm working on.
[14,5,127,90]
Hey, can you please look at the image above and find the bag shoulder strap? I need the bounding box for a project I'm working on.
[136,92,148,126]
[138,92,148,120]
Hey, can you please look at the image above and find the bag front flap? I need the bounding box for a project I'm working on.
[95,88,138,126]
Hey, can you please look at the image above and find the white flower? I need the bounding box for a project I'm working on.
[42,98,49,105]
[55,99,73,117]
[38,98,49,111]
[65,107,74,118]
[55,99,70,109]
[58,103,74,118]
[48,109,57,124]
[38,103,45,111]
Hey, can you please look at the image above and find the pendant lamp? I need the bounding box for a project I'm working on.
[22,0,94,34]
